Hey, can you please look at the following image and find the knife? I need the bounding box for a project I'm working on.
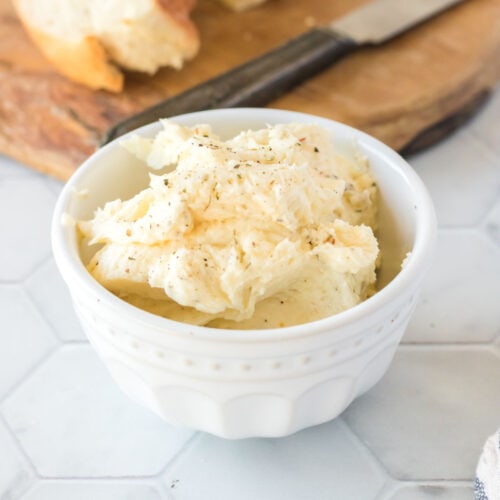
[102,0,463,145]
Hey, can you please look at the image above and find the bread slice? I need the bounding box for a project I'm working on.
[13,0,199,92]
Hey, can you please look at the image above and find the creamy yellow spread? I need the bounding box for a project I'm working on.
[78,121,379,329]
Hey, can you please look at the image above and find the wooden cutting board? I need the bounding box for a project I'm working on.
[0,0,499,180]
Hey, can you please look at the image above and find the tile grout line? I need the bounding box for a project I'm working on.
[338,406,488,487]
[0,412,41,487]
[372,479,400,500]
[19,277,64,345]
[399,479,474,486]
[24,250,56,284]
[337,417,394,482]
[478,194,500,227]
[475,225,500,255]
[0,344,61,408]
[17,478,169,500]
[0,277,27,285]
[375,478,475,500]
[55,339,89,345]
[18,480,40,500]
[466,130,500,166]
[434,225,486,233]
[5,249,56,287]
[33,474,170,481]
[20,254,54,283]
[490,345,500,360]
[156,431,203,479]
[480,225,500,251]
[19,286,62,344]
[398,343,498,351]
[436,221,498,231]
[19,477,167,483]
[152,477,173,500]
[21,272,90,345]
[494,331,500,345]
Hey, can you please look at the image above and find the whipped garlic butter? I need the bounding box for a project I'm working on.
[78,120,379,329]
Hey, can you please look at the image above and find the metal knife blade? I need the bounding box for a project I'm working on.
[331,0,463,43]
[102,0,464,145]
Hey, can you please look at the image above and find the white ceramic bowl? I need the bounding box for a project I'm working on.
[52,108,436,439]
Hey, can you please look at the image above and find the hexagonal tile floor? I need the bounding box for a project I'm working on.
[0,286,57,399]
[342,347,500,480]
[162,421,387,499]
[404,230,500,343]
[1,346,194,478]
[24,259,87,342]
[1,86,499,499]
[0,418,36,499]
[0,178,56,281]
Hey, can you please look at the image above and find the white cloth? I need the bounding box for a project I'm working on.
[475,429,500,500]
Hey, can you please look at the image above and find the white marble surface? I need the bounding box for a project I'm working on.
[1,87,499,499]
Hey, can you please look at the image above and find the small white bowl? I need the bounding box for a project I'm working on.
[52,108,436,439]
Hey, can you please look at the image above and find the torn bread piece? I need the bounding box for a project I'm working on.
[13,0,199,92]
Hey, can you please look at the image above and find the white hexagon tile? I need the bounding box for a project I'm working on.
[409,129,499,228]
[0,177,56,282]
[0,417,36,499]
[1,345,194,478]
[0,84,499,499]
[162,421,387,499]
[404,229,500,343]
[20,481,163,500]
[342,347,500,480]
[24,259,87,342]
[0,286,57,399]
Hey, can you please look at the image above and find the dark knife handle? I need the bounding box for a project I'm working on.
[102,28,356,144]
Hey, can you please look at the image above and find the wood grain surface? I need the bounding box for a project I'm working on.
[0,0,499,179]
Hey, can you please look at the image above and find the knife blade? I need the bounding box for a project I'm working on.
[102,0,464,145]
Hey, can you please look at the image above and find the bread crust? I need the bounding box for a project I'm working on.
[155,0,199,57]
[12,0,199,92]
[19,24,123,92]
[156,0,197,28]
